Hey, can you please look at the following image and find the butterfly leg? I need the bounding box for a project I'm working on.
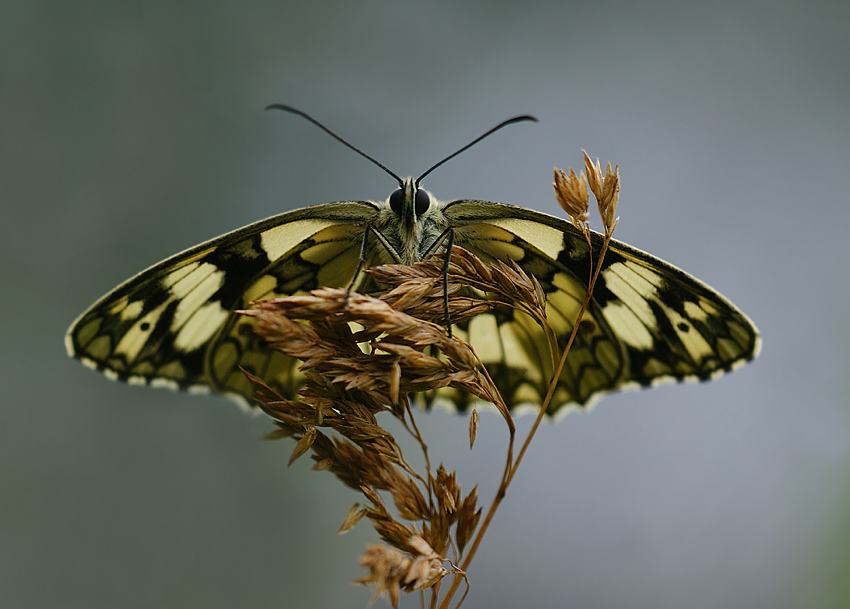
[441,229,455,338]
[344,224,375,306]
[421,226,457,338]
[344,223,405,306]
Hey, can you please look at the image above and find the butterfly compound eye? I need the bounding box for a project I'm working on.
[389,188,404,214]
[414,189,430,216]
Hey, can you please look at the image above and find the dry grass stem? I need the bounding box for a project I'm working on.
[238,151,618,608]
[508,151,621,480]
[437,152,621,608]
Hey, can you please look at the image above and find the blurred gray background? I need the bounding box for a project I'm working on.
[3,1,849,608]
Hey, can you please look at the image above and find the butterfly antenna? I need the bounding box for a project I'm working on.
[266,104,404,186]
[415,115,538,186]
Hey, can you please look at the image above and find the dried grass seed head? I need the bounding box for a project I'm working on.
[356,543,449,608]
[583,150,604,201]
[455,486,481,555]
[554,166,590,230]
[368,247,546,326]
[599,161,620,235]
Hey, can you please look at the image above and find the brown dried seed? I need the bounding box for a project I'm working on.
[469,409,478,449]
[288,426,318,466]
[455,486,481,555]
[584,150,604,200]
[390,477,429,521]
[338,503,368,535]
[312,458,333,471]
[599,161,620,235]
[369,515,418,552]
[434,467,460,515]
[407,535,437,558]
[554,166,590,229]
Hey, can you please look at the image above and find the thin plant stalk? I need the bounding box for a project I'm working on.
[435,233,612,609]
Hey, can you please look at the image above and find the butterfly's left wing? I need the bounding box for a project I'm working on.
[67,201,380,407]
[435,200,760,415]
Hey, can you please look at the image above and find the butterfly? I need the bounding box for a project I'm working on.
[66,106,760,416]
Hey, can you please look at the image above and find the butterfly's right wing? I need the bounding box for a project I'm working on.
[437,199,760,416]
[66,201,380,407]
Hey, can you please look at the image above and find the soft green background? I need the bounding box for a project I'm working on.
[3,1,849,608]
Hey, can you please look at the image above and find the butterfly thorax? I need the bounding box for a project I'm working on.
[376,178,449,265]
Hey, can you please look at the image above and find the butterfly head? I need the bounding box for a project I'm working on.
[389,177,431,230]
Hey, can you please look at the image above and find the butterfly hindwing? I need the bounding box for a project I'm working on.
[67,201,380,406]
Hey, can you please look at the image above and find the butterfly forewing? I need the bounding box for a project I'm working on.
[67,201,381,405]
